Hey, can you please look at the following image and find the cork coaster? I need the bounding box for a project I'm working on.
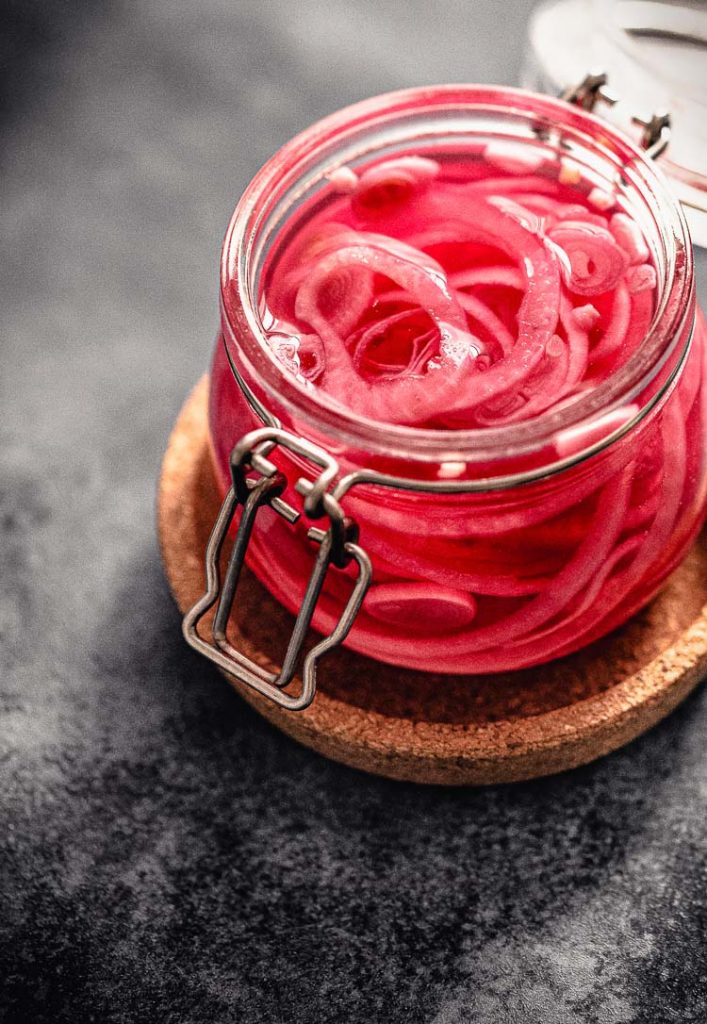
[158,377,707,785]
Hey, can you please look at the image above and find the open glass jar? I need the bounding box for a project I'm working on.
[191,85,706,709]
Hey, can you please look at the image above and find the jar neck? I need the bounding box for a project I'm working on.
[220,85,694,479]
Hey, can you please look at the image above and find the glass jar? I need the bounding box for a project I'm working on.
[198,85,705,701]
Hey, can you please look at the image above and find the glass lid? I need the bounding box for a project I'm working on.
[525,0,707,246]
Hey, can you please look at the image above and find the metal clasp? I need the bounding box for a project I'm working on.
[183,427,372,711]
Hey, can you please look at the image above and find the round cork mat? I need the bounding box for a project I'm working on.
[158,377,707,785]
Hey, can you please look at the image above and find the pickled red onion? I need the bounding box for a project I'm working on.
[548,222,628,295]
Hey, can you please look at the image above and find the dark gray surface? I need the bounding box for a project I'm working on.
[2,2,706,1021]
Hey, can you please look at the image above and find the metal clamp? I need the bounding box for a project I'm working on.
[182,426,372,711]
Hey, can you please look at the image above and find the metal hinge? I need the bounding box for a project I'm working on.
[562,70,671,160]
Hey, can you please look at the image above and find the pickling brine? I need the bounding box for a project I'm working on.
[209,86,706,674]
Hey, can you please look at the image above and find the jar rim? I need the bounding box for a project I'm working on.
[220,84,694,467]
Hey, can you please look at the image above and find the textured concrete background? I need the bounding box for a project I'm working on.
[1,2,706,1021]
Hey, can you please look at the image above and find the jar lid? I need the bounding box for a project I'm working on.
[525,0,707,246]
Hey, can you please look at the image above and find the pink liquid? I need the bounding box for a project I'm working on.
[211,147,706,673]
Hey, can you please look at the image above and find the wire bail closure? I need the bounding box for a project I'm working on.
[182,427,372,711]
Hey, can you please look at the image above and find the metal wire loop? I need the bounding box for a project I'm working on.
[182,426,372,711]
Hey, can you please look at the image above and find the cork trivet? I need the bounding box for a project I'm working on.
[158,377,707,785]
